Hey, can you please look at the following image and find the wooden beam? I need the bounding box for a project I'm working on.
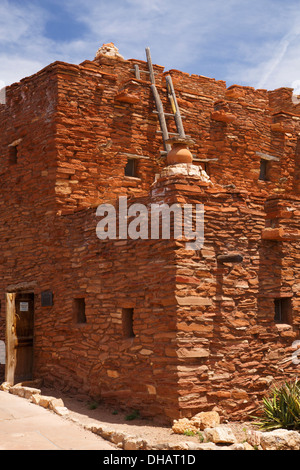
[256,151,280,162]
[165,75,186,139]
[133,64,140,80]
[150,84,171,152]
[5,293,16,384]
[119,153,150,160]
[145,47,156,85]
[217,253,243,263]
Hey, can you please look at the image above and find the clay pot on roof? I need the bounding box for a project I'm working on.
[166,137,195,165]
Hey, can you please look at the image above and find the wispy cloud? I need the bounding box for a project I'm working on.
[1,0,300,93]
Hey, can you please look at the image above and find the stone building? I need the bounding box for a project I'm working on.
[0,43,300,422]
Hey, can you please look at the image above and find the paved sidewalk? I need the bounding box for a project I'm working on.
[0,391,118,450]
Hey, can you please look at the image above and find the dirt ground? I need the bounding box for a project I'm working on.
[41,387,259,449]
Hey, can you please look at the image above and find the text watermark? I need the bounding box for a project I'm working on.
[96,197,204,250]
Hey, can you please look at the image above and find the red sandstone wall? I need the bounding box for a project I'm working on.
[32,54,300,213]
[53,58,166,213]
[0,64,60,369]
[1,53,300,421]
[158,174,300,420]
[32,203,181,419]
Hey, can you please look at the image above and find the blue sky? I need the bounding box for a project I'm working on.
[1,0,300,93]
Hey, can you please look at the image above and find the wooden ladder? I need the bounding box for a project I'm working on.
[133,47,188,155]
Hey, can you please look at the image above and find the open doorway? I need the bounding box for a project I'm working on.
[5,292,34,384]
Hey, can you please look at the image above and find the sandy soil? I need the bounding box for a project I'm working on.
[41,387,259,449]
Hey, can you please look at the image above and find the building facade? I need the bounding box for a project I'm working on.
[0,44,300,422]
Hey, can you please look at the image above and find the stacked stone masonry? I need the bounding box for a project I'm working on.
[0,45,300,422]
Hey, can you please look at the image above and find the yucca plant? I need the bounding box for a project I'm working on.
[255,378,300,431]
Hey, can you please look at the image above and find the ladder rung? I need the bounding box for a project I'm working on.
[153,111,185,118]
[130,69,157,75]
[153,111,175,116]
[156,131,179,136]
[156,131,191,138]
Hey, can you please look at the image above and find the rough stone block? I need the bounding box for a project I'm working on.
[203,426,237,444]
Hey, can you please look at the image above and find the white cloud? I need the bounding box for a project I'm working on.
[0,1,43,43]
[1,0,300,93]
[228,18,300,91]
[0,1,51,84]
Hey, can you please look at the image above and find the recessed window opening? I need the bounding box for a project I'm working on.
[73,298,86,324]
[122,307,135,338]
[9,145,18,164]
[125,158,137,177]
[259,159,269,181]
[274,298,292,324]
[204,162,209,175]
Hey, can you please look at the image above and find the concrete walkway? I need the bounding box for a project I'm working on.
[0,391,118,450]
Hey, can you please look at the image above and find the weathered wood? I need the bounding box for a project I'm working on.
[153,110,186,119]
[6,281,37,292]
[120,152,150,160]
[156,131,180,136]
[145,47,156,85]
[133,64,140,80]
[5,293,16,384]
[14,293,34,383]
[165,75,186,139]
[150,84,171,152]
[256,151,280,162]
[217,253,243,263]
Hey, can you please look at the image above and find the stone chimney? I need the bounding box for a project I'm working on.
[95,43,124,60]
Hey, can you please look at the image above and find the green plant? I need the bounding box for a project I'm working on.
[254,378,300,431]
[87,400,99,410]
[182,430,204,441]
[125,409,140,421]
[183,429,196,436]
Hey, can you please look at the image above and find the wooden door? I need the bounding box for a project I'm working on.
[5,292,34,384]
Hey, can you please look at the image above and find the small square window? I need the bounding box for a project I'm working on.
[9,145,18,164]
[125,159,137,177]
[122,307,135,338]
[259,159,268,181]
[73,298,86,324]
[204,162,209,175]
[274,298,292,324]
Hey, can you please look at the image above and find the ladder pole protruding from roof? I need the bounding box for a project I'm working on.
[145,47,156,85]
[133,64,141,80]
[165,75,186,139]
[150,84,171,153]
[146,47,171,152]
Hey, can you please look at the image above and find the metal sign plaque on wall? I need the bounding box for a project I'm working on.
[41,291,53,307]
[20,302,29,312]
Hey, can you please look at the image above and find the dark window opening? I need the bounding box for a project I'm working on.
[274,298,292,324]
[73,298,86,324]
[259,159,268,181]
[9,146,18,164]
[122,307,135,338]
[204,162,209,175]
[41,290,53,307]
[125,159,137,177]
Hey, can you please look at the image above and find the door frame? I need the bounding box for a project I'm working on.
[5,290,35,385]
[5,293,16,384]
